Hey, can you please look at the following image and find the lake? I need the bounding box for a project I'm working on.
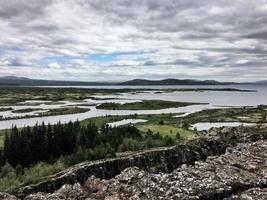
[0,84,266,130]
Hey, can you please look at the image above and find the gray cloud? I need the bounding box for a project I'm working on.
[0,0,50,19]
[0,0,266,81]
[244,30,267,40]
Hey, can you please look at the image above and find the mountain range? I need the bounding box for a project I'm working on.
[118,78,236,85]
[0,76,266,86]
[0,76,112,86]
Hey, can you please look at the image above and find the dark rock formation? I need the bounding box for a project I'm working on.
[0,193,17,200]
[22,140,267,200]
[225,188,267,200]
[16,138,228,197]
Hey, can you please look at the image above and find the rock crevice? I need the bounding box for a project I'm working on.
[17,138,228,197]
[23,140,267,200]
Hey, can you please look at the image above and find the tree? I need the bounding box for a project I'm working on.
[176,132,181,139]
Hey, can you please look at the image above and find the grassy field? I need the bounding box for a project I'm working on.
[0,134,4,148]
[96,100,200,110]
[81,112,185,127]
[81,113,193,139]
[82,105,267,132]
[81,115,127,127]
[183,105,267,124]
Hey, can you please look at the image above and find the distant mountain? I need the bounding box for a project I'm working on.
[118,78,237,85]
[0,76,113,86]
[1,76,30,80]
[253,80,267,85]
[1,76,263,86]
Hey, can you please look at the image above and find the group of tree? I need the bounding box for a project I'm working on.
[0,120,175,169]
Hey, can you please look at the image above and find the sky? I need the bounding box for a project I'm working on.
[0,0,267,82]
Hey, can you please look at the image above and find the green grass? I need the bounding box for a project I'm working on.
[183,105,267,124]
[80,112,184,127]
[138,124,193,139]
[81,114,193,139]
[0,134,5,148]
[81,115,127,127]
[96,100,199,110]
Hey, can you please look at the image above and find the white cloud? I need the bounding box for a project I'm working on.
[0,0,266,81]
[48,62,61,69]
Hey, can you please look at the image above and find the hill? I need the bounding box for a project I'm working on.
[254,80,267,84]
[2,77,264,86]
[118,78,236,85]
[0,76,113,86]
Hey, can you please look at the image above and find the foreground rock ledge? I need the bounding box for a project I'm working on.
[15,137,229,196]
[3,140,266,200]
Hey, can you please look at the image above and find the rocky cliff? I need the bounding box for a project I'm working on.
[1,126,266,199]
[15,138,227,197]
[3,140,266,200]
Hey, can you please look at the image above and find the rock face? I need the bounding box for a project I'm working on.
[0,193,17,200]
[17,138,228,197]
[225,188,267,200]
[22,140,267,200]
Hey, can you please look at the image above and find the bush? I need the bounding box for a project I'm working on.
[0,160,66,192]
[119,138,143,152]
[158,120,164,125]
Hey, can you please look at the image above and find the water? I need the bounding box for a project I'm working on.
[0,104,217,130]
[0,99,141,119]
[192,122,256,131]
[92,84,267,106]
[107,119,147,127]
[0,84,266,130]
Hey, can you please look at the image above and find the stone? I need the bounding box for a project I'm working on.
[24,140,266,200]
[225,188,267,200]
[0,192,18,200]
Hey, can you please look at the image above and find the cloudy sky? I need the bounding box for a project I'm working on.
[0,0,267,81]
